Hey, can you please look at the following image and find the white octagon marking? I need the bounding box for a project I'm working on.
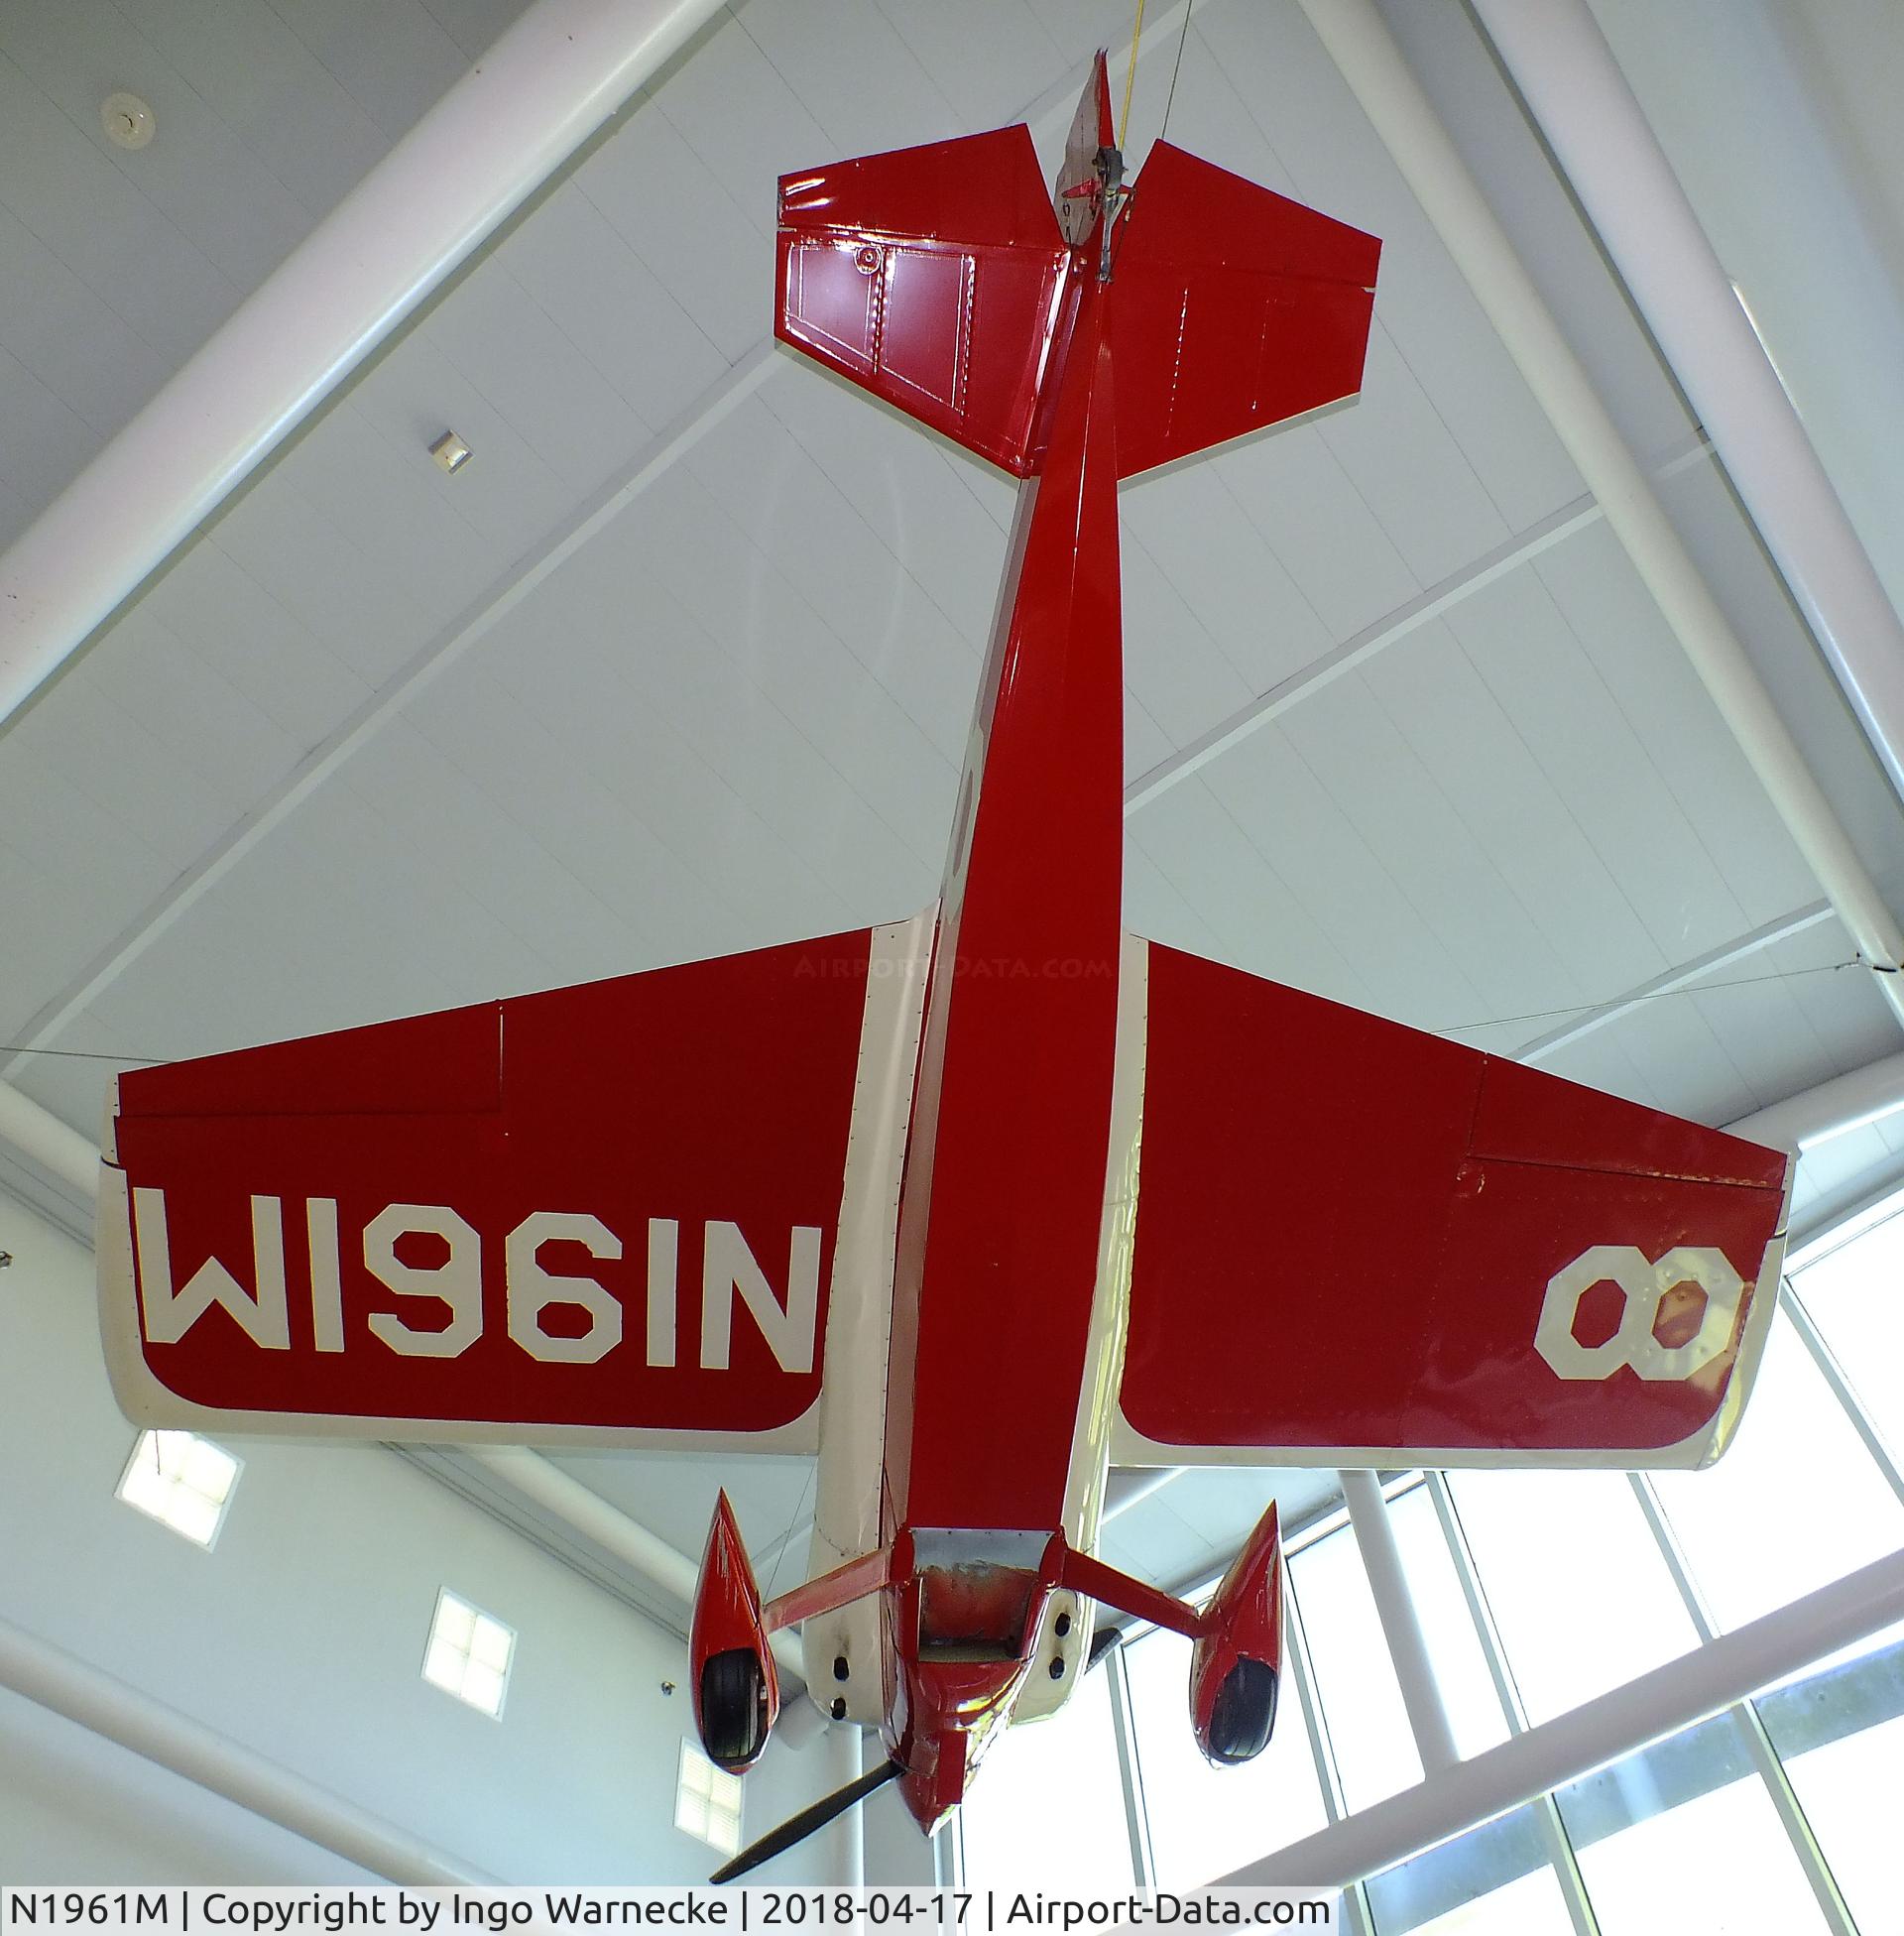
[1536,1245,1745,1383]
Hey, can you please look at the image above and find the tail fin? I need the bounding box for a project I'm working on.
[1109,142,1380,478]
[775,102,1379,481]
[775,126,1067,476]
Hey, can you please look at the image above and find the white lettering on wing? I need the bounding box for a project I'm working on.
[130,1189,823,1374]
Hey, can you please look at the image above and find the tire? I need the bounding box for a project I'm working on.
[700,1648,770,1767]
[1206,1657,1279,1764]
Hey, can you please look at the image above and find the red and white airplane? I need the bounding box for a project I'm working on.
[97,60,1792,1873]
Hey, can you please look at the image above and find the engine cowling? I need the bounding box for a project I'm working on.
[691,1490,780,1770]
[1189,1503,1282,1765]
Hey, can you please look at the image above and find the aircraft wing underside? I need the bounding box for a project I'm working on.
[97,926,904,1450]
[1114,939,1794,1471]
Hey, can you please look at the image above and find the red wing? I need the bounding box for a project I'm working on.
[98,928,901,1449]
[776,127,1068,475]
[1111,143,1380,479]
[1115,941,1792,1470]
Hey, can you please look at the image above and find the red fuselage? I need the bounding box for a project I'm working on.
[880,246,1126,1824]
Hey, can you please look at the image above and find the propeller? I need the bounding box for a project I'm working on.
[710,1757,902,1882]
[1087,1624,1124,1672]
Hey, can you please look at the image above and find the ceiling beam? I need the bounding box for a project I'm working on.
[1472,0,1904,808]
[464,1446,808,1688]
[1510,901,1835,1064]
[1121,437,1712,815]
[1293,0,1904,1032]
[0,0,725,738]
[0,347,777,1085]
[0,1613,487,1884]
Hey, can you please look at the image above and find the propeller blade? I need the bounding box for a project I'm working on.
[710,1757,901,1883]
[1087,1624,1124,1672]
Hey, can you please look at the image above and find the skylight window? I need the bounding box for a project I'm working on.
[115,1430,240,1548]
[676,1740,744,1856]
[422,1590,515,1718]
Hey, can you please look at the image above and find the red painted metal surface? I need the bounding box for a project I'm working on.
[1111,143,1380,478]
[110,931,873,1434]
[887,260,1125,1535]
[776,127,1067,475]
[1190,1506,1284,1765]
[1121,942,1791,1453]
[880,1528,1068,1832]
[691,1490,781,1770]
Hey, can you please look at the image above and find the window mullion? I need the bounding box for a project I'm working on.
[1285,1565,1378,1936]
[1428,1474,1602,1936]
[1630,1471,1859,1936]
[1104,1644,1154,1887]
[1781,1280,1904,1510]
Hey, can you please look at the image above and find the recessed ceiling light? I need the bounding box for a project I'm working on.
[101,92,156,151]
[429,431,471,473]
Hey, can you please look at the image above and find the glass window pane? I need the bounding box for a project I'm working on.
[1290,1524,1423,1811]
[1367,1808,1574,1936]
[1123,1625,1327,1885]
[1789,1197,1904,1461]
[1389,1487,1510,1759]
[961,1663,1134,1889]
[1651,1315,1904,1629]
[1556,1715,1831,1936]
[1447,1471,1699,1723]
[1755,1631,1904,1935]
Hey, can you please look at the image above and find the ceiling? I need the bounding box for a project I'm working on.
[3,0,1903,1607]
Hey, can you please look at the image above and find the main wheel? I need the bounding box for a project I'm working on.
[1205,1657,1278,1764]
[700,1648,771,1767]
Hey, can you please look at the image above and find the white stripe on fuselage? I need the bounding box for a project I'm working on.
[800,928,1149,1732]
[804,912,935,1721]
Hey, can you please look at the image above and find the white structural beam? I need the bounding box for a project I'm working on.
[463,1447,808,1688]
[0,1081,99,1202]
[1513,902,1835,1066]
[1727,1048,1904,1154]
[1229,1544,1904,1887]
[0,347,778,1086]
[0,0,723,733]
[1470,0,1904,806]
[1291,0,1904,1031]
[1339,1472,1460,1776]
[1122,436,1712,816]
[0,1614,487,1885]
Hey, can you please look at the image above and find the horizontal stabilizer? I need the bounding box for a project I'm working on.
[1115,940,1792,1470]
[776,127,1067,475]
[1110,143,1380,478]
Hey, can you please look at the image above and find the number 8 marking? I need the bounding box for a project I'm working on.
[1536,1246,1745,1382]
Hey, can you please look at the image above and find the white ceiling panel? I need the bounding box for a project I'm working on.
[873,0,1070,131]
[1439,565,1754,962]
[1121,462,1334,699]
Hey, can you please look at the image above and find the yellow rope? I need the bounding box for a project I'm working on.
[1119,0,1147,148]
